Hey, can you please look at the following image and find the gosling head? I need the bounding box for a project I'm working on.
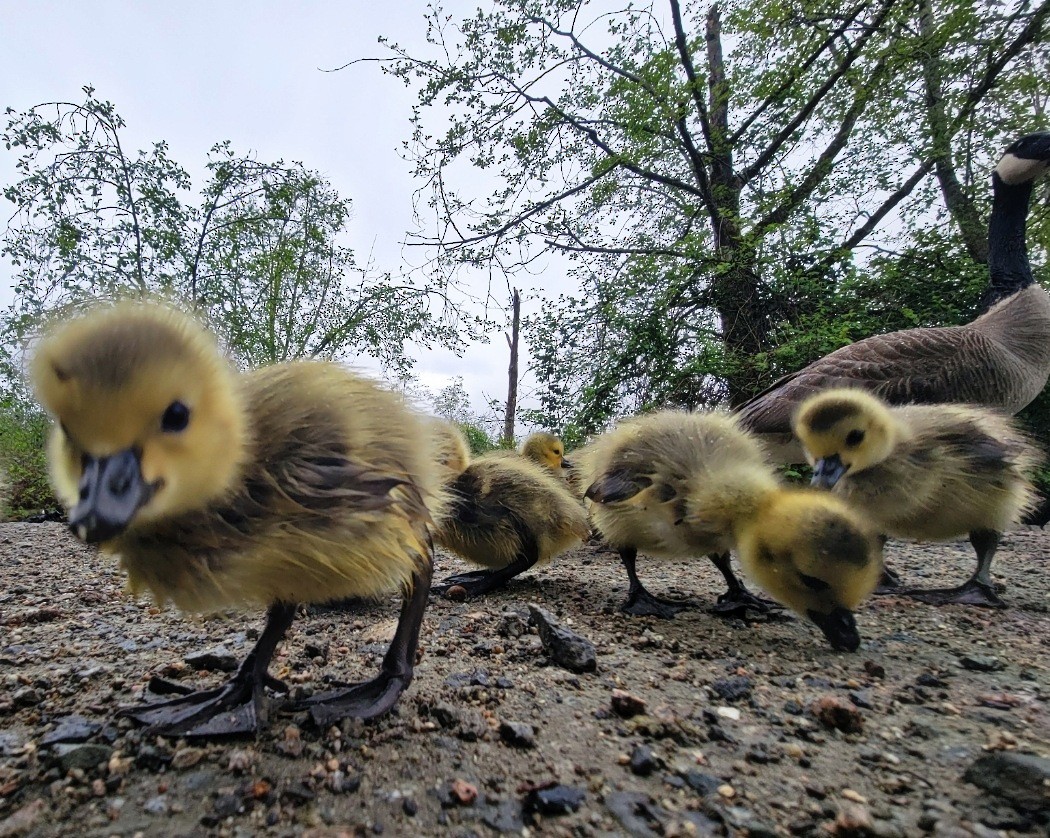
[31,302,247,543]
[521,432,572,472]
[792,389,899,489]
[738,490,882,652]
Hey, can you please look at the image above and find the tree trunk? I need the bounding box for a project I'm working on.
[705,6,767,406]
[503,288,520,446]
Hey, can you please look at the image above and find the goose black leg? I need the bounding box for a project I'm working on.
[707,552,782,618]
[121,602,297,738]
[301,559,433,727]
[434,523,540,598]
[619,547,693,618]
[899,529,1006,608]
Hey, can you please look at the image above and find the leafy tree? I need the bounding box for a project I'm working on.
[381,0,1048,433]
[2,87,468,371]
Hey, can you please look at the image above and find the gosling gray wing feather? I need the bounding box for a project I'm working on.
[585,468,653,503]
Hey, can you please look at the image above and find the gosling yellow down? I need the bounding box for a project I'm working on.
[32,301,444,736]
[793,388,1040,607]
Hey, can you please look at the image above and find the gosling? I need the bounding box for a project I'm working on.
[32,301,443,736]
[793,388,1040,607]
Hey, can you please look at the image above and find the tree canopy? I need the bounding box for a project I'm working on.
[2,87,470,371]
[382,0,1048,434]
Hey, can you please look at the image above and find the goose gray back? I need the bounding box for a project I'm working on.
[736,131,1050,464]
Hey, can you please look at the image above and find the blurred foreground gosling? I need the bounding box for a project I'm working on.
[433,423,589,598]
[32,301,444,737]
[794,388,1040,608]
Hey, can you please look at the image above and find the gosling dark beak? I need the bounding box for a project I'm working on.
[811,454,848,489]
[561,458,574,469]
[807,607,860,652]
[68,449,152,543]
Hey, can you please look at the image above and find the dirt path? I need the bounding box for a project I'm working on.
[0,522,1047,836]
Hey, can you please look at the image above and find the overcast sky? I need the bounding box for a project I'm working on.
[0,1,561,430]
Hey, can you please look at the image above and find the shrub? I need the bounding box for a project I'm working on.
[0,398,57,518]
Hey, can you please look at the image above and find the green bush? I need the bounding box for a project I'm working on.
[0,399,58,518]
[457,422,496,456]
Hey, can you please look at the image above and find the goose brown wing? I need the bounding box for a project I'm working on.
[736,324,1002,434]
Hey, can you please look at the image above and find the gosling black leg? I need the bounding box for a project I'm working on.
[434,524,540,598]
[121,602,297,738]
[301,557,433,727]
[899,529,1006,608]
[619,547,692,618]
[871,536,902,594]
[707,552,782,618]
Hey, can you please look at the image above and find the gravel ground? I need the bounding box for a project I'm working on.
[0,521,1047,837]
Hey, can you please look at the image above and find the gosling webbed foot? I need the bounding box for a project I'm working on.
[621,586,694,618]
[898,578,1006,608]
[710,588,784,619]
[121,674,280,738]
[297,670,411,728]
[873,564,903,595]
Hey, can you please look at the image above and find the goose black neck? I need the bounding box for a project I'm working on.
[979,172,1034,312]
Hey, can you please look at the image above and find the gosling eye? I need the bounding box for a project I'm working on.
[161,401,191,433]
[844,429,865,448]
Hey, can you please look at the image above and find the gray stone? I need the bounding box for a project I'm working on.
[51,742,113,772]
[963,752,1050,811]
[527,605,597,673]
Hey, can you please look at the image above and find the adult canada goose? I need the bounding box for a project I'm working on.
[520,431,573,474]
[579,410,784,618]
[32,301,444,736]
[737,132,1050,464]
[735,489,882,651]
[434,448,590,597]
[793,388,1040,607]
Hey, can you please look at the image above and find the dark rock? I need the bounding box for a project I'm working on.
[605,791,666,837]
[444,670,490,689]
[421,701,460,729]
[745,743,781,765]
[864,661,886,678]
[963,752,1050,811]
[213,793,244,818]
[0,732,22,756]
[527,605,597,673]
[497,611,527,638]
[51,742,112,772]
[611,688,647,718]
[681,770,721,796]
[710,676,752,703]
[13,687,42,707]
[523,783,585,817]
[135,743,173,772]
[40,715,102,747]
[783,699,804,716]
[185,647,239,672]
[809,695,863,733]
[499,721,536,748]
[402,798,417,817]
[629,744,660,776]
[959,655,1004,673]
[915,673,948,688]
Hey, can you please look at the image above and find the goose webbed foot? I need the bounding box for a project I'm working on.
[873,564,903,595]
[300,564,431,727]
[899,578,1006,608]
